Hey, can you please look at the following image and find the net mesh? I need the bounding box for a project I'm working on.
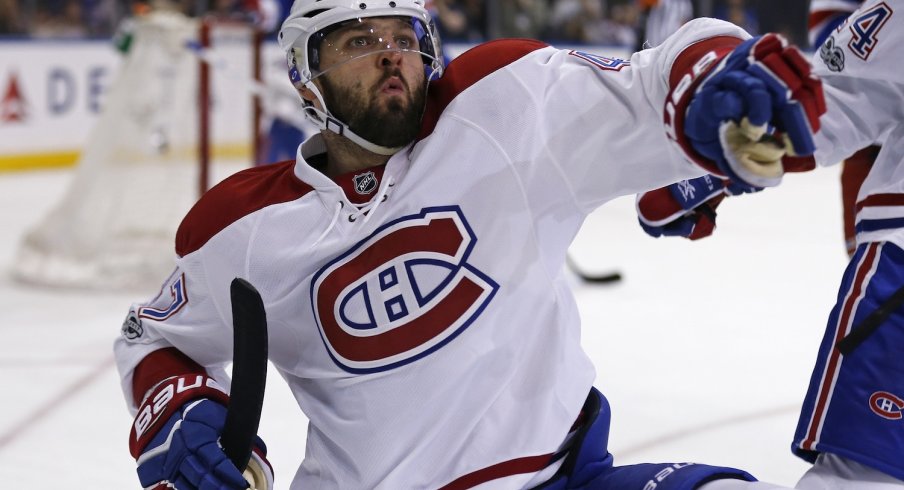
[13,10,257,291]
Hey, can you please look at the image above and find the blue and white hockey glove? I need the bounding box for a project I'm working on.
[664,33,826,188]
[130,374,273,490]
[637,174,760,240]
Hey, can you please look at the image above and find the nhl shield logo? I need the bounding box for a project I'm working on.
[353,171,378,195]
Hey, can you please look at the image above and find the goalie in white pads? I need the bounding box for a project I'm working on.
[113,0,825,488]
[639,1,904,488]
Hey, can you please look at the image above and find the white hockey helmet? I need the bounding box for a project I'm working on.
[278,0,444,154]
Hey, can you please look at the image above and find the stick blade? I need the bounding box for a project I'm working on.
[566,255,623,284]
[221,278,269,472]
[579,271,623,284]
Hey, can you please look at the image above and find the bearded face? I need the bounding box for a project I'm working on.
[319,67,427,149]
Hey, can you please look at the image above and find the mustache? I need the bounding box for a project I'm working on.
[375,69,409,91]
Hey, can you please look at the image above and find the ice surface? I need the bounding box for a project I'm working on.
[0,165,845,487]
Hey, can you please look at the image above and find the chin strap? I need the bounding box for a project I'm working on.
[302,82,406,156]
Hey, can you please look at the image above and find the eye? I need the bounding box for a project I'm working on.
[348,35,374,49]
[396,32,417,49]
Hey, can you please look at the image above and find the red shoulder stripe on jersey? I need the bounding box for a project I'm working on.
[176,160,314,257]
[131,347,206,406]
[418,38,549,139]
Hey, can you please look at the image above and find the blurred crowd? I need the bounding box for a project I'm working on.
[0,0,264,38]
[0,0,809,48]
[429,0,808,47]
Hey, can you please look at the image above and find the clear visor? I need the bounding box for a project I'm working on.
[305,16,440,81]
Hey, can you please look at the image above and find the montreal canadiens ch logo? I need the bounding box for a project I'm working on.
[311,206,499,373]
[869,391,904,420]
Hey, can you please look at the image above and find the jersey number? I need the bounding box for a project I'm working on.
[138,273,188,321]
[848,2,893,60]
[568,50,630,71]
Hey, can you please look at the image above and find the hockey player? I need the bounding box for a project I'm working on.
[810,0,875,258]
[638,0,904,487]
[113,0,824,488]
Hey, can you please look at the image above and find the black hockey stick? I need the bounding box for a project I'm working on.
[566,254,623,284]
[221,278,269,473]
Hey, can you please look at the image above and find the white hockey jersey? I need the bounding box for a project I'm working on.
[811,0,904,250]
[114,18,750,489]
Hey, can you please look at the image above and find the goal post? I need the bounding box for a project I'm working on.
[12,9,263,291]
[198,15,265,195]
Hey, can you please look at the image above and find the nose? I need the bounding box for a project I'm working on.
[378,46,403,67]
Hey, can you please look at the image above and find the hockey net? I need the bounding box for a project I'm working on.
[12,10,263,291]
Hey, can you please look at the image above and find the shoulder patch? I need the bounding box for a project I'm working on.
[820,35,845,72]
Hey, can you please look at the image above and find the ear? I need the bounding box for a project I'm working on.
[299,85,317,103]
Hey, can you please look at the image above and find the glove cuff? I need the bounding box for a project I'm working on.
[664,36,743,176]
[129,374,230,458]
[637,176,725,227]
